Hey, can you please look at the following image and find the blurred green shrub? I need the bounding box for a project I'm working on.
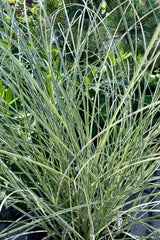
[0,80,18,115]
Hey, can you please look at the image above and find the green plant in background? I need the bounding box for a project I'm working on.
[0,0,160,240]
[104,0,160,55]
[45,0,62,14]
[46,0,160,63]
[0,80,18,115]
[1,0,43,42]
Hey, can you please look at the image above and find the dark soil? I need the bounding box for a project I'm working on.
[0,205,49,240]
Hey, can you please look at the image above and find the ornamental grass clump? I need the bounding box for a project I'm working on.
[0,0,160,239]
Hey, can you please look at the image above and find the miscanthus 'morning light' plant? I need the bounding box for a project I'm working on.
[0,0,160,239]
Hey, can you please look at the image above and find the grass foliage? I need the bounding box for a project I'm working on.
[0,0,160,239]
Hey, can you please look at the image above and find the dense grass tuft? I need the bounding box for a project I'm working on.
[0,0,160,239]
